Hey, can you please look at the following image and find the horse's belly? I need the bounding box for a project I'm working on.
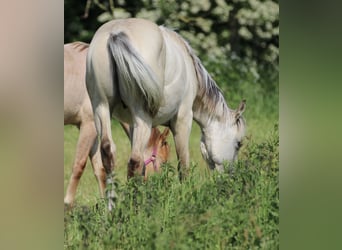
[111,85,187,126]
[153,105,179,125]
[111,98,179,127]
[112,104,133,124]
[64,109,82,125]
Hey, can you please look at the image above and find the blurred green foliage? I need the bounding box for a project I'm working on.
[65,0,278,85]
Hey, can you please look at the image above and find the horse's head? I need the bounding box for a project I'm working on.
[154,127,170,164]
[200,100,246,171]
[143,127,170,178]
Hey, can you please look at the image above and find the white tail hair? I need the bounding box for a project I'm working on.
[107,32,162,116]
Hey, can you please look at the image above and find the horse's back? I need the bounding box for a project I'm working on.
[91,18,163,55]
[87,18,166,123]
[87,18,165,87]
[64,42,92,125]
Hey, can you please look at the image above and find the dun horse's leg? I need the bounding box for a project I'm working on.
[128,115,152,178]
[170,113,193,180]
[64,123,96,205]
[89,127,106,199]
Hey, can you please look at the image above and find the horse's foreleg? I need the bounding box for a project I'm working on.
[64,123,96,205]
[128,115,152,178]
[170,112,193,181]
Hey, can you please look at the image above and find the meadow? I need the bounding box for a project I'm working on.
[64,63,279,249]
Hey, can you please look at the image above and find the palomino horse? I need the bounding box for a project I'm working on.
[86,18,246,182]
[64,42,170,205]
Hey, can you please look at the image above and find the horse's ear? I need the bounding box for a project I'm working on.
[235,99,246,120]
[161,127,170,140]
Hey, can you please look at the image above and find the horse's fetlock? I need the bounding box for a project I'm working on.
[127,156,141,178]
[128,157,140,169]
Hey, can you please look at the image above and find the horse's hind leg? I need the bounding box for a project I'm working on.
[64,122,96,205]
[94,107,116,175]
[89,125,106,199]
[93,104,117,210]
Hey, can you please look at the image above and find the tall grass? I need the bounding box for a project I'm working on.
[64,124,278,249]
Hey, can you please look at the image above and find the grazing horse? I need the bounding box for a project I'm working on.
[64,42,170,205]
[86,18,246,182]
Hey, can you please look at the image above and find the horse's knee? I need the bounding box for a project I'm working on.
[101,139,115,174]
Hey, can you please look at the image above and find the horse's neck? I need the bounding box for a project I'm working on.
[193,89,232,124]
[193,98,230,133]
[193,102,209,129]
[160,26,232,131]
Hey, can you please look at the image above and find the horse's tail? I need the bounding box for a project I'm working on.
[107,32,161,116]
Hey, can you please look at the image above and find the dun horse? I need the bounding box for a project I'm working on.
[64,42,170,205]
[86,18,246,184]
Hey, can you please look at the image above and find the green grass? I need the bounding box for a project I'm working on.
[64,68,279,248]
